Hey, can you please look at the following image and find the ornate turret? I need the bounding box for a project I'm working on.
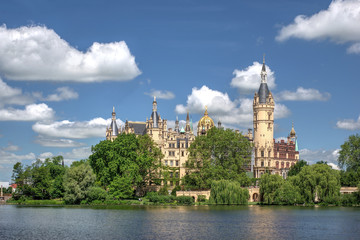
[197,106,215,136]
[151,96,159,128]
[290,122,296,138]
[175,116,179,132]
[258,55,270,103]
[185,111,191,132]
[106,106,120,141]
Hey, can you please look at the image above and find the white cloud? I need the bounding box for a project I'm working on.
[231,61,276,94]
[2,144,20,152]
[0,78,34,107]
[35,136,85,147]
[60,147,92,164]
[276,87,331,101]
[300,148,340,167]
[32,118,123,139]
[0,25,141,82]
[276,0,360,54]
[38,152,54,160]
[145,89,175,100]
[43,87,78,102]
[0,103,55,121]
[336,115,360,130]
[0,150,36,165]
[175,85,290,129]
[347,42,360,54]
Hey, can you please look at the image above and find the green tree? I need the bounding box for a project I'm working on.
[89,133,162,197]
[259,173,284,204]
[209,180,248,205]
[63,161,96,204]
[184,128,252,189]
[108,175,134,199]
[274,179,303,205]
[338,134,360,171]
[288,160,308,177]
[292,164,341,203]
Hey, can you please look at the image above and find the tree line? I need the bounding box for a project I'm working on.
[9,129,360,205]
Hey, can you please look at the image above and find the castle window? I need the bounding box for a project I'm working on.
[261,151,264,157]
[170,181,173,186]
[181,151,184,157]
[176,161,179,167]
[169,143,171,148]
[268,151,271,157]
[170,161,174,167]
[286,162,290,168]
[165,160,168,166]
[281,162,284,168]
[182,143,184,148]
[261,161,264,167]
[175,172,179,178]
[268,161,270,167]
[276,161,279,169]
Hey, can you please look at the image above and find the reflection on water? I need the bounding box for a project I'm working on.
[0,205,360,240]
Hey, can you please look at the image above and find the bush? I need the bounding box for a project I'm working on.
[147,191,175,203]
[86,186,108,203]
[197,195,206,202]
[171,186,181,196]
[158,186,169,196]
[176,196,194,205]
[341,193,358,206]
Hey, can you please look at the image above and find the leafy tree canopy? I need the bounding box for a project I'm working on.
[89,133,163,197]
[338,134,360,171]
[184,127,252,189]
[288,160,308,177]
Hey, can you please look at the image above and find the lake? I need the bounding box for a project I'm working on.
[0,205,359,239]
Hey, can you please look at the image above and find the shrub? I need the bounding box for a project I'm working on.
[171,186,181,196]
[86,186,108,203]
[147,191,175,203]
[197,195,206,202]
[158,186,169,196]
[176,196,194,205]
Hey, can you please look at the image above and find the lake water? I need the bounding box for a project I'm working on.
[1,205,360,240]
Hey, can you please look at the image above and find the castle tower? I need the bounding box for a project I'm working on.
[253,56,275,178]
[175,116,179,132]
[106,106,120,141]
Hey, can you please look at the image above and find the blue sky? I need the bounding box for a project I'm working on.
[0,0,360,181]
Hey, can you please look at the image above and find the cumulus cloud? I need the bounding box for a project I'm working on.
[300,148,340,168]
[276,87,331,101]
[60,147,92,164]
[175,85,290,128]
[2,144,20,152]
[145,89,175,99]
[0,150,36,165]
[276,0,360,54]
[35,136,85,147]
[38,152,54,160]
[42,87,78,102]
[0,78,34,107]
[0,25,141,82]
[0,103,55,121]
[336,115,360,130]
[32,118,123,139]
[231,61,276,94]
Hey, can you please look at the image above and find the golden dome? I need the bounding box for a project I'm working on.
[290,123,296,137]
[197,106,215,134]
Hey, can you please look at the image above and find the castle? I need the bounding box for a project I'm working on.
[106,57,299,181]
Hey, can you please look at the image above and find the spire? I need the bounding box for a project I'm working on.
[204,106,208,116]
[185,111,191,132]
[151,96,158,128]
[261,54,267,83]
[112,106,116,120]
[175,116,179,132]
[110,107,119,136]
